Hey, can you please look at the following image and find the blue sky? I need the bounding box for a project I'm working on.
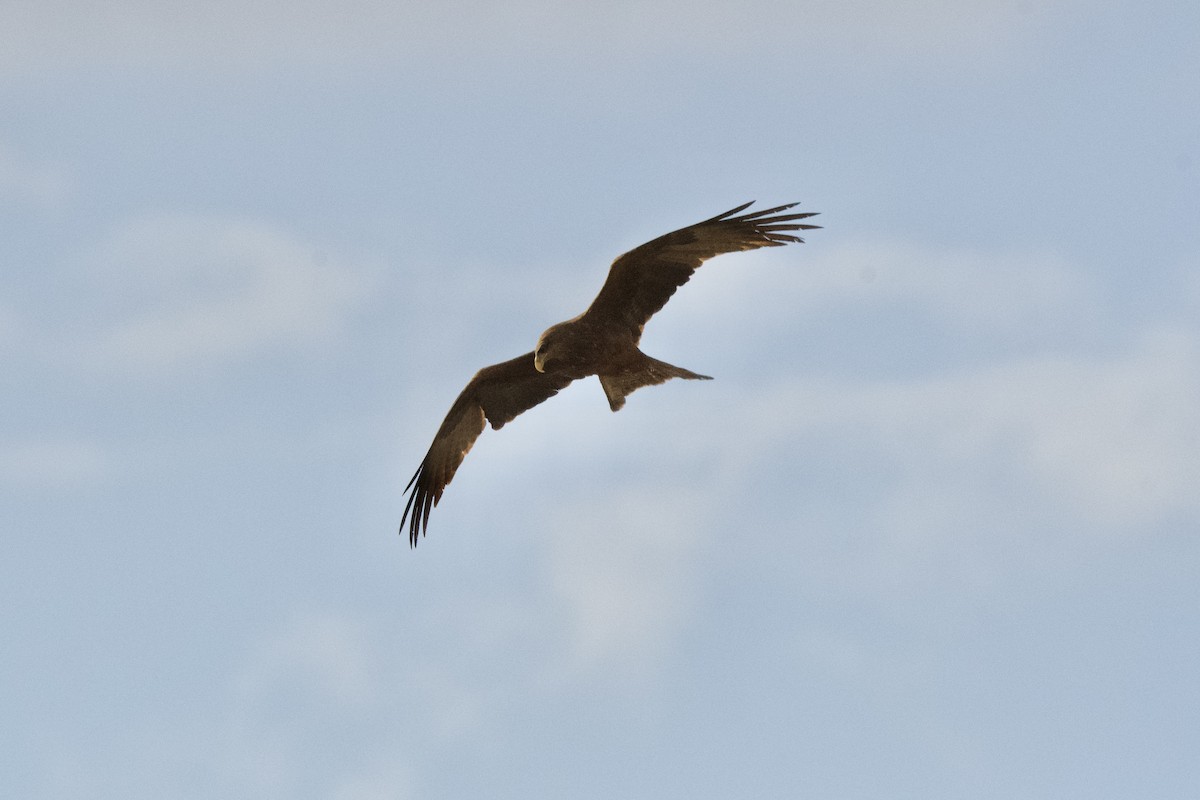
[3,1,1199,797]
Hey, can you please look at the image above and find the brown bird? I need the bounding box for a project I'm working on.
[401,201,820,545]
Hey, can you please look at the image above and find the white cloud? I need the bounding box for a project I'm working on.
[86,213,373,373]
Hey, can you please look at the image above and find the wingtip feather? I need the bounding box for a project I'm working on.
[733,201,800,221]
[711,201,755,222]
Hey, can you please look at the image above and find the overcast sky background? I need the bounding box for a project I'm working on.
[3,1,1199,797]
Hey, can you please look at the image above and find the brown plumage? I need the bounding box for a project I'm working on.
[401,201,820,545]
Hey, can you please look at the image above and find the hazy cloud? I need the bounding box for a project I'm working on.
[542,483,710,679]
[735,324,1200,535]
[214,612,397,797]
[237,611,380,707]
[329,763,414,800]
[85,213,373,373]
[0,303,16,350]
[0,141,74,210]
[674,239,1095,338]
[1,0,1068,76]
[0,438,107,487]
[473,250,1199,612]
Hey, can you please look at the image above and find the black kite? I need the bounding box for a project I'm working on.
[401,201,820,545]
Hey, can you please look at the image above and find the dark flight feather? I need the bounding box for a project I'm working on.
[582,202,820,337]
[401,353,574,545]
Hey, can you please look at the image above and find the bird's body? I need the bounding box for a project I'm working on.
[401,201,820,544]
[534,313,635,381]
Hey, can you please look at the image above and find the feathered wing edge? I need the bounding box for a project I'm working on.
[697,200,821,246]
[400,396,485,547]
[401,352,575,546]
[584,201,821,333]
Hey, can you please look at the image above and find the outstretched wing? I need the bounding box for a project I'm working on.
[583,201,820,336]
[401,352,575,546]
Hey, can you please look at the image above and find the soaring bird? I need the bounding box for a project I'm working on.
[401,201,820,545]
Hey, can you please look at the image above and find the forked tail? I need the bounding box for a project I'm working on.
[598,353,712,411]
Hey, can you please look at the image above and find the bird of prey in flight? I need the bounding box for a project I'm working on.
[401,201,820,545]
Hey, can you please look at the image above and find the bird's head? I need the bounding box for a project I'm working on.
[533,324,564,373]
